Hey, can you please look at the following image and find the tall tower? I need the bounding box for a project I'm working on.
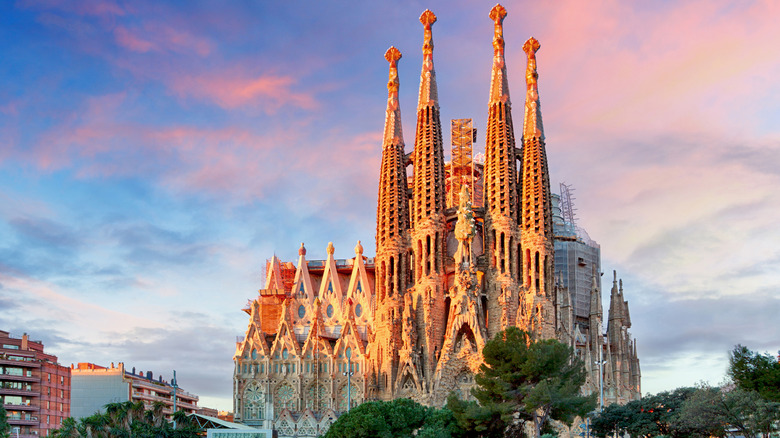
[518,37,556,339]
[409,9,447,389]
[373,46,411,398]
[482,4,520,338]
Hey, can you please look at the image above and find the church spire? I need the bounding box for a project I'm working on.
[483,4,520,337]
[417,9,439,110]
[519,36,554,251]
[522,37,544,141]
[411,9,446,231]
[376,46,410,253]
[409,9,448,393]
[373,46,412,399]
[488,4,511,106]
[382,47,404,151]
[518,36,555,339]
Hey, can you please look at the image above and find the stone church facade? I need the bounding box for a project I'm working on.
[233,5,641,436]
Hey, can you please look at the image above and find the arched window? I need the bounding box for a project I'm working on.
[251,349,257,360]
[243,382,265,420]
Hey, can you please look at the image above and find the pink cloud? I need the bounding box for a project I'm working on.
[513,0,780,141]
[170,73,318,111]
[114,25,155,53]
[113,22,212,56]
[17,0,125,17]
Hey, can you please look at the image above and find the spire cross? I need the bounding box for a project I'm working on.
[490,4,507,55]
[523,37,541,90]
[420,10,436,58]
[385,46,402,100]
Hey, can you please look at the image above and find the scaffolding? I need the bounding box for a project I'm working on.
[449,119,477,208]
[559,182,578,228]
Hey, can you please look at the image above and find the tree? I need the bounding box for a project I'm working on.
[50,401,203,438]
[0,405,10,438]
[323,398,464,438]
[676,385,780,438]
[589,402,630,438]
[590,387,697,438]
[450,327,596,438]
[728,344,780,402]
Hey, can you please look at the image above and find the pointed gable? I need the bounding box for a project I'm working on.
[301,298,333,359]
[265,255,284,290]
[346,241,373,323]
[334,303,367,358]
[270,299,302,358]
[319,242,345,321]
[292,243,316,303]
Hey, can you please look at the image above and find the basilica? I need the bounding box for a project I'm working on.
[232,5,641,437]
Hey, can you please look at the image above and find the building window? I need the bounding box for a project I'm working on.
[251,349,257,360]
[282,348,289,360]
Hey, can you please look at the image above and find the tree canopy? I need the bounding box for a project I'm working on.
[448,327,595,437]
[729,344,780,402]
[322,398,464,438]
[50,401,202,438]
[590,385,780,438]
[0,405,10,438]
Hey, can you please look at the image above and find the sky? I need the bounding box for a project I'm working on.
[1,0,779,412]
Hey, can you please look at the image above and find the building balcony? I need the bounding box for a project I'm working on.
[0,373,38,382]
[3,402,39,411]
[0,358,41,367]
[0,387,37,396]
[7,414,38,426]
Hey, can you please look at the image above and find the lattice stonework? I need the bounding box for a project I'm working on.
[242,381,265,420]
[274,383,295,411]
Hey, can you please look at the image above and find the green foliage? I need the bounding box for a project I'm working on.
[446,394,505,438]
[449,327,595,438]
[323,398,464,438]
[0,405,10,438]
[591,385,780,438]
[729,344,780,402]
[678,385,780,438]
[49,401,202,438]
[591,387,696,438]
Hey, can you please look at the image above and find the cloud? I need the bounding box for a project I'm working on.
[9,216,83,249]
[168,73,317,111]
[113,25,155,53]
[113,22,212,56]
[18,0,125,17]
[0,272,162,333]
[627,286,780,394]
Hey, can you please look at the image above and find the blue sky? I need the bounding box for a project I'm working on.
[2,0,779,411]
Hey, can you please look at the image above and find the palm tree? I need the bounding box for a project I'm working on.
[49,417,79,438]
